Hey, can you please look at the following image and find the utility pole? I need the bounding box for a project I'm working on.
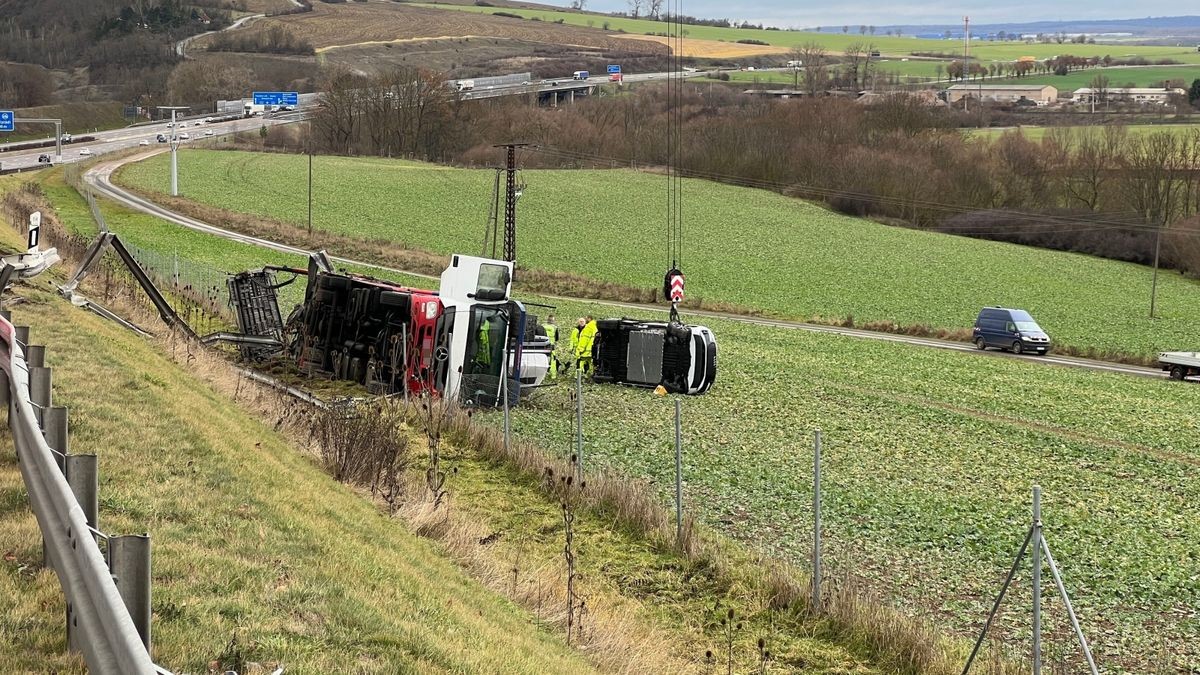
[492,142,528,273]
[157,106,189,197]
[963,16,971,112]
[1150,217,1165,318]
[307,119,313,238]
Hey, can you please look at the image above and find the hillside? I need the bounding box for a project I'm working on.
[115,149,1200,360]
[26,162,1200,671]
[0,229,594,673]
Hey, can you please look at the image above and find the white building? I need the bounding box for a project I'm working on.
[945,84,1058,105]
[1072,87,1186,105]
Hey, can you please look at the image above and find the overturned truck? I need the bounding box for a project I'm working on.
[227,253,552,406]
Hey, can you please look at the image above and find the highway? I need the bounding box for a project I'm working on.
[0,112,301,173]
[84,149,1166,381]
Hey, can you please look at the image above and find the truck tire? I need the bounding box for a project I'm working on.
[974,337,986,350]
[1170,365,1186,381]
[1012,341,1023,355]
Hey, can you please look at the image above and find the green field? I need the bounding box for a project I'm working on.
[32,164,1200,671]
[413,2,1200,64]
[969,123,1200,141]
[990,64,1200,90]
[710,58,952,83]
[116,149,1200,360]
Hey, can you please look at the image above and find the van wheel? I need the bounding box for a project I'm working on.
[1012,342,1023,355]
[1170,365,1186,381]
[974,337,986,350]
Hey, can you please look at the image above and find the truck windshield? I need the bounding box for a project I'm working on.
[461,305,510,405]
[1015,321,1041,332]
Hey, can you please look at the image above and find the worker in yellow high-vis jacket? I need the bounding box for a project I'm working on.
[576,316,598,376]
[542,314,560,379]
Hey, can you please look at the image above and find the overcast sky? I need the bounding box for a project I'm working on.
[559,2,1182,29]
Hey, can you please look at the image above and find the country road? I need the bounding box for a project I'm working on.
[175,12,266,58]
[82,149,1168,381]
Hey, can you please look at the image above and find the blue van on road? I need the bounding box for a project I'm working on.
[972,307,1051,355]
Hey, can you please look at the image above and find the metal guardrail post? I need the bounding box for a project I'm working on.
[43,406,69,570]
[30,366,51,428]
[14,324,29,348]
[26,344,45,368]
[66,453,99,653]
[110,535,152,651]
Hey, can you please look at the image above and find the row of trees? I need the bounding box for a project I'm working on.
[207,25,315,55]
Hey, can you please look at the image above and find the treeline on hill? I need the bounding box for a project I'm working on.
[208,25,315,55]
[296,73,1200,275]
[0,63,53,108]
[0,0,229,102]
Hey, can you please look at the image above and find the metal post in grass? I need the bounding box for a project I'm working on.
[575,368,583,479]
[401,324,409,407]
[26,344,45,368]
[502,347,511,452]
[15,324,29,349]
[674,398,683,542]
[1042,535,1099,675]
[65,452,98,653]
[812,428,822,613]
[43,406,68,571]
[29,366,51,429]
[1032,485,1042,675]
[110,534,151,651]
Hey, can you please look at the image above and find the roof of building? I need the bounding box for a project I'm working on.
[1073,87,1186,95]
[946,84,1056,91]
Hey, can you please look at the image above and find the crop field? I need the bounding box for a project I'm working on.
[969,123,1200,142]
[35,166,1200,671]
[116,149,1200,360]
[193,1,664,54]
[709,59,952,84]
[412,2,1200,65]
[990,64,1200,90]
[621,34,787,57]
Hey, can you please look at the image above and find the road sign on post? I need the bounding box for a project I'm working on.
[252,91,299,107]
[0,111,13,132]
[606,65,621,74]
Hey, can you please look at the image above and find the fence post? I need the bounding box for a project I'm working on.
[502,349,510,452]
[812,429,822,612]
[575,368,583,479]
[42,406,68,571]
[15,324,29,349]
[110,534,151,652]
[26,344,45,368]
[1032,485,1042,674]
[30,366,51,429]
[674,398,682,542]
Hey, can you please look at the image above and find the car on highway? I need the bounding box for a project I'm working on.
[194,121,203,126]
[138,139,150,146]
[973,307,1051,355]
[179,132,190,140]
[37,154,51,164]
[204,117,214,123]
[61,133,72,143]
[156,133,168,143]
[204,129,214,136]
[78,148,91,156]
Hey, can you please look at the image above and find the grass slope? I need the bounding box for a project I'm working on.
[412,3,1200,64]
[36,163,1200,671]
[115,149,1200,359]
[0,279,592,671]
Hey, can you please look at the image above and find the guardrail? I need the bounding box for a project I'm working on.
[0,310,159,674]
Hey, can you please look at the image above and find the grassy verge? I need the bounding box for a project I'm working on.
[24,165,1200,670]
[113,149,1200,362]
[2,102,129,143]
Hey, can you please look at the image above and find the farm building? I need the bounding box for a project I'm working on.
[1071,87,1187,105]
[945,84,1058,104]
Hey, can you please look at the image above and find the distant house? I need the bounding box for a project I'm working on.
[945,84,1058,105]
[1072,87,1186,105]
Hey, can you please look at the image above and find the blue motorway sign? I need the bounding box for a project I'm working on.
[0,111,13,132]
[251,91,299,107]
[606,64,621,74]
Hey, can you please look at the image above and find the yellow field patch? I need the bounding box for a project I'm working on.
[618,34,788,57]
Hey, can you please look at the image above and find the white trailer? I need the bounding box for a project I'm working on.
[1158,351,1200,381]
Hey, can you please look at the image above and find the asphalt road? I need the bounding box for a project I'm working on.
[0,113,301,172]
[84,149,1167,381]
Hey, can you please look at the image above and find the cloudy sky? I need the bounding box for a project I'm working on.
[557,2,1180,29]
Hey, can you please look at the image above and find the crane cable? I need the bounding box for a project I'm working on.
[663,0,686,323]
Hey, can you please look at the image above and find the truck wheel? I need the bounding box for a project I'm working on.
[974,337,986,350]
[1170,365,1186,381]
[1012,342,1023,355]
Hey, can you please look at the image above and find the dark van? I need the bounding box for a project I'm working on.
[972,307,1051,355]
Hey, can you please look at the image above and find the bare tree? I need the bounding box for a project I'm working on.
[1088,73,1110,110]
[795,42,828,97]
[627,0,644,18]
[647,0,663,18]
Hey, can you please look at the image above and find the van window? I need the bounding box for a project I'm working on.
[1005,321,1016,332]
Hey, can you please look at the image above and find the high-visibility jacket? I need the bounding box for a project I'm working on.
[476,318,492,367]
[576,320,598,360]
[544,323,559,344]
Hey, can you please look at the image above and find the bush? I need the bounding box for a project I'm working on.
[492,11,522,19]
[736,39,770,45]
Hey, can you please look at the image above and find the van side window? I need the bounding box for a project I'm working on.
[1006,321,1016,332]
